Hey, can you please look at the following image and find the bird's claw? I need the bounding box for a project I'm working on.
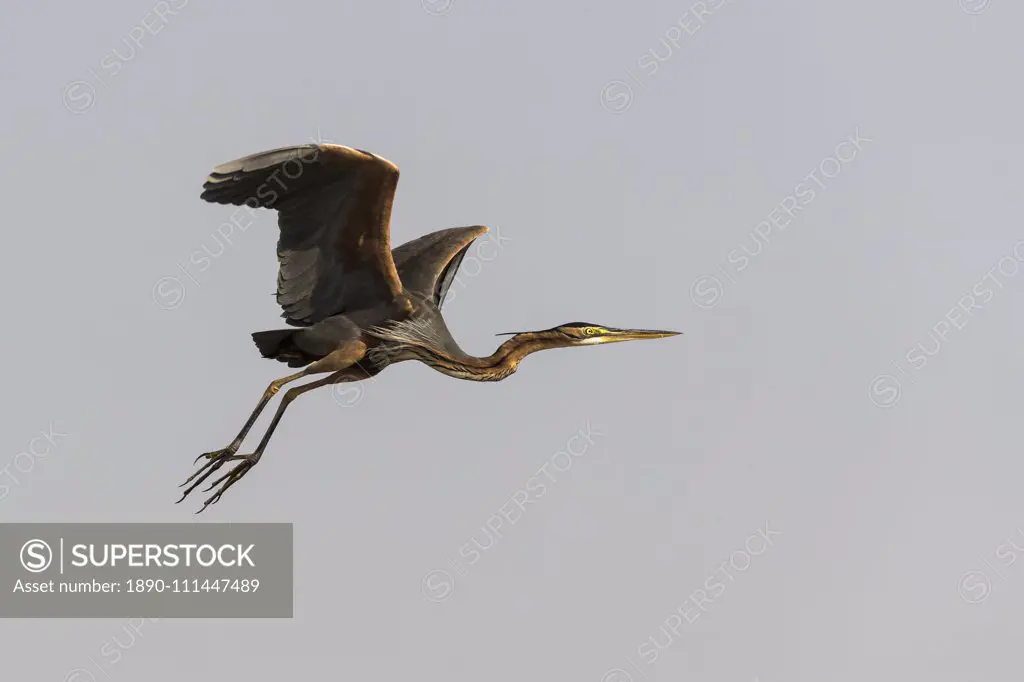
[177,445,251,509]
[192,444,238,467]
[195,455,258,513]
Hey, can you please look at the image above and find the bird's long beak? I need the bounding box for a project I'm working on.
[494,328,682,340]
[602,328,682,342]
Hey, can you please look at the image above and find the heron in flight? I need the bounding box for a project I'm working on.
[178,143,679,512]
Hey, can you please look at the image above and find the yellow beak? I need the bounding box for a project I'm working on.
[598,328,682,343]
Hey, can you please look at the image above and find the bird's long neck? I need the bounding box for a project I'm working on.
[402,333,561,382]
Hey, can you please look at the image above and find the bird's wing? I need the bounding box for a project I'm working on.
[392,226,489,308]
[200,143,403,326]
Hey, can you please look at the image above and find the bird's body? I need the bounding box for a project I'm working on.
[178,142,679,512]
[249,225,482,369]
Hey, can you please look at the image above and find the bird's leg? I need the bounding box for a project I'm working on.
[177,368,320,502]
[184,340,367,512]
[190,372,343,513]
[196,369,314,462]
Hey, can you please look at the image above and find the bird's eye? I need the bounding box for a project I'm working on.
[584,327,599,335]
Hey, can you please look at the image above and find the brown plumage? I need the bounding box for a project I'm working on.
[178,142,679,513]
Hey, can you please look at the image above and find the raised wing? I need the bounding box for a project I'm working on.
[200,143,403,326]
[393,226,488,308]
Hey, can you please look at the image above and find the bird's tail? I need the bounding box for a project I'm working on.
[251,329,311,368]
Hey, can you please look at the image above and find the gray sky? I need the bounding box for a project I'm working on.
[2,0,1024,680]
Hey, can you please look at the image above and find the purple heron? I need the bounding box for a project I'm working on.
[178,143,679,513]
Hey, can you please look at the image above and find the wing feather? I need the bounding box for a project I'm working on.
[392,226,489,307]
[200,143,402,326]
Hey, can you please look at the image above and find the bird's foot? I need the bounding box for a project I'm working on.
[176,443,241,505]
[191,442,242,467]
[192,453,261,514]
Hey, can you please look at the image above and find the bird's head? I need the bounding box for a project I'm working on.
[497,321,680,347]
